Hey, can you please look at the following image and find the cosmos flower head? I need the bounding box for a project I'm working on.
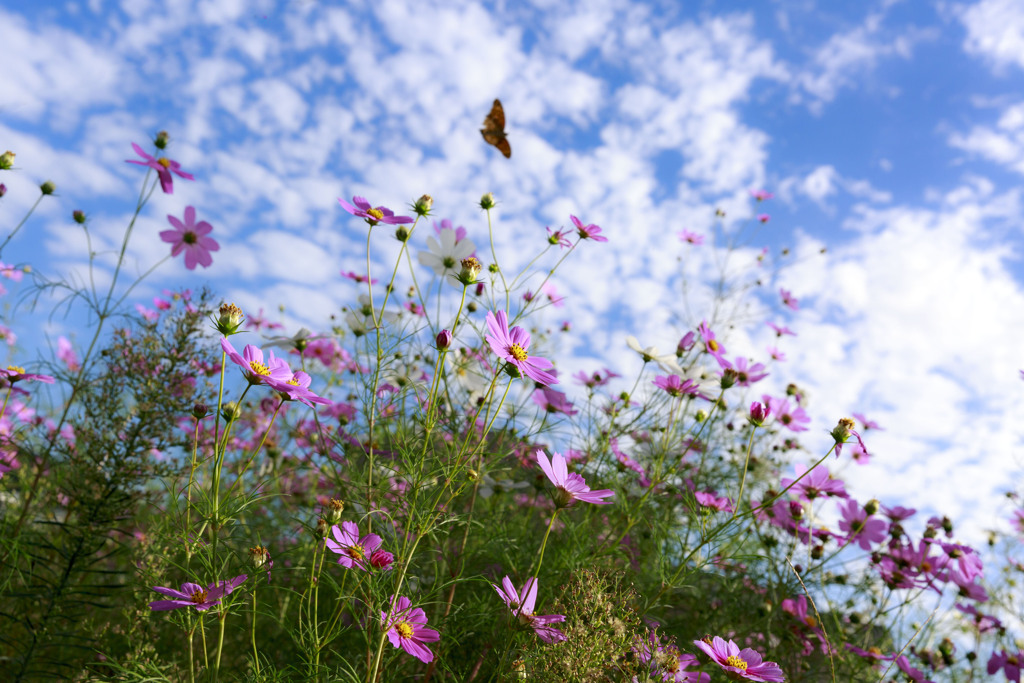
[570,214,608,242]
[161,206,219,270]
[693,636,785,682]
[126,142,194,194]
[149,574,247,611]
[536,449,614,507]
[492,576,566,643]
[326,521,382,571]
[485,310,557,386]
[381,595,440,663]
[338,195,414,227]
[221,337,293,387]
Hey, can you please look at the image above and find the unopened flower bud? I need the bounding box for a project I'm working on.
[40,180,56,195]
[315,516,329,540]
[677,331,696,354]
[455,257,482,286]
[215,302,245,336]
[154,131,170,149]
[864,498,880,515]
[326,498,344,522]
[413,194,433,216]
[370,548,394,570]
[487,262,499,274]
[394,225,410,242]
[467,301,477,313]
[191,403,209,419]
[695,409,707,422]
[479,192,496,210]
[467,468,479,482]
[436,329,452,350]
[249,545,271,569]
[923,526,937,540]
[811,545,823,560]
[720,368,737,389]
[72,210,87,224]
[749,401,768,427]
[0,151,15,170]
[474,282,485,296]
[221,401,240,422]
[831,417,855,445]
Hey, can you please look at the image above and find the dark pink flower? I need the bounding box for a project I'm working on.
[150,574,247,611]
[838,499,887,551]
[537,449,614,507]
[266,370,332,408]
[758,213,771,223]
[485,310,557,386]
[570,214,608,242]
[988,650,1022,681]
[781,464,848,502]
[326,521,382,571]
[161,206,219,270]
[338,195,413,227]
[749,401,769,426]
[698,320,727,364]
[126,142,194,194]
[694,491,734,513]
[694,636,785,682]
[546,226,571,249]
[381,595,440,663]
[0,366,55,385]
[532,387,578,416]
[341,270,378,284]
[653,374,701,398]
[492,576,566,643]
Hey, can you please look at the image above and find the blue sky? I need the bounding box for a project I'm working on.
[2,0,1024,543]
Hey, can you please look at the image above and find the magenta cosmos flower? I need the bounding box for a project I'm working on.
[326,521,382,571]
[338,195,413,227]
[150,574,247,611]
[485,310,557,386]
[266,370,332,408]
[678,229,704,245]
[126,142,194,194]
[492,576,566,643]
[381,595,440,663]
[694,636,785,682]
[0,365,55,385]
[569,214,608,242]
[536,449,614,507]
[837,499,887,551]
[161,206,219,270]
[220,337,292,387]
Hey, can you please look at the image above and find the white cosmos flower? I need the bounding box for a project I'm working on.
[417,229,475,279]
[625,335,676,364]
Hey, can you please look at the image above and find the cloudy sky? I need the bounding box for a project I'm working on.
[2,0,1024,543]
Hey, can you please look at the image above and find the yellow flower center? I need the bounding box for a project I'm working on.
[366,208,384,220]
[190,589,209,604]
[726,655,748,670]
[287,376,300,387]
[708,340,719,352]
[7,365,24,374]
[248,360,271,376]
[396,621,414,638]
[509,343,528,362]
[158,157,172,169]
[346,545,365,560]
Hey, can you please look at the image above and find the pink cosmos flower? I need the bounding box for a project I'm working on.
[266,370,332,408]
[763,396,809,432]
[570,214,608,242]
[0,366,55,385]
[532,387,578,416]
[573,368,619,388]
[492,576,566,643]
[758,213,771,223]
[546,226,571,249]
[150,574,247,611]
[338,195,413,227]
[779,288,799,310]
[536,449,614,507]
[678,229,704,245]
[781,464,848,502]
[126,142,194,194]
[749,401,769,426]
[161,206,219,270]
[731,357,769,386]
[852,412,883,430]
[767,322,796,337]
[220,337,292,387]
[326,521,382,571]
[751,189,774,201]
[694,636,785,682]
[698,320,727,366]
[694,491,734,513]
[956,603,1002,633]
[485,310,557,386]
[381,595,440,663]
[653,374,701,398]
[433,218,467,242]
[341,270,378,284]
[767,346,786,362]
[838,499,887,551]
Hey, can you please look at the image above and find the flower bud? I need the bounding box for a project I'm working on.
[154,131,170,149]
[864,498,880,516]
[315,516,329,540]
[370,548,395,570]
[191,403,209,419]
[413,194,433,216]
[40,180,56,195]
[215,302,245,336]
[394,225,410,242]
[455,257,482,286]
[831,417,855,445]
[249,545,271,569]
[749,401,768,426]
[72,210,87,224]
[677,331,696,354]
[221,401,240,423]
[435,329,452,350]
[479,192,496,210]
[0,151,15,170]
[326,498,344,523]
[695,409,707,422]
[474,282,485,296]
[719,368,737,389]
[0,183,7,198]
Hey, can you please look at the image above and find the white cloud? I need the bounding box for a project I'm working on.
[958,0,1024,72]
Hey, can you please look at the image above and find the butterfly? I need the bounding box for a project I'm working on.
[480,99,511,158]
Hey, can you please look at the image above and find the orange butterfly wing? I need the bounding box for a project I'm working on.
[481,99,511,158]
